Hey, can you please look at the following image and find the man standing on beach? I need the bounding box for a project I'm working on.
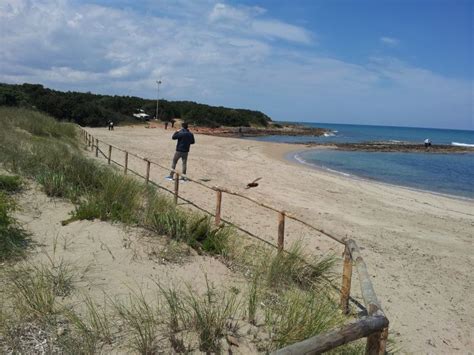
[166,122,195,180]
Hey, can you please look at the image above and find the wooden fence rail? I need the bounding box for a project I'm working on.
[82,128,388,354]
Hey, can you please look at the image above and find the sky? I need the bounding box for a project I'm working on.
[0,0,472,130]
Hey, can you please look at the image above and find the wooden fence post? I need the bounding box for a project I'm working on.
[108,145,112,164]
[215,189,222,225]
[174,173,180,204]
[124,152,128,174]
[95,139,99,157]
[366,332,382,355]
[278,211,285,252]
[88,134,91,148]
[145,160,151,184]
[378,327,389,355]
[340,244,352,314]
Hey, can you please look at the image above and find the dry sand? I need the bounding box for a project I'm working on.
[11,179,257,353]
[86,124,474,354]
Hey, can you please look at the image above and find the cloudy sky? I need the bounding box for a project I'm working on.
[1,0,472,129]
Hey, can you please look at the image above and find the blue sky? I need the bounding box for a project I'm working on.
[1,0,472,129]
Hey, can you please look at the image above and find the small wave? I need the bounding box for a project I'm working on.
[323,132,336,137]
[452,142,474,147]
[293,153,351,177]
[325,168,351,177]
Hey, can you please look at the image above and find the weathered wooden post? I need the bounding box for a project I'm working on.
[95,139,99,157]
[340,244,353,314]
[145,160,151,184]
[174,173,180,204]
[365,322,388,355]
[88,134,91,148]
[108,145,112,164]
[378,327,389,355]
[277,211,285,252]
[366,331,383,355]
[124,152,128,174]
[215,189,222,225]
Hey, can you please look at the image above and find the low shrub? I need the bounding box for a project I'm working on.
[0,175,23,193]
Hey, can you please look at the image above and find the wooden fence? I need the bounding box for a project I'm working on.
[80,128,389,354]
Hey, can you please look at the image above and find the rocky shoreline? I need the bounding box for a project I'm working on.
[191,123,473,153]
[194,124,328,137]
[299,142,474,153]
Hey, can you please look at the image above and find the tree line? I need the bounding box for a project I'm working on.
[0,83,272,127]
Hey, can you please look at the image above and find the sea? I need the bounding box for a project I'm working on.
[249,123,474,199]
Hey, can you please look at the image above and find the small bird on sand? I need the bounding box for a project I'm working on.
[246,177,262,189]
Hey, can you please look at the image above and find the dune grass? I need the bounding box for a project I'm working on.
[0,107,233,254]
[264,241,336,290]
[0,175,23,193]
[0,188,28,261]
[0,107,369,354]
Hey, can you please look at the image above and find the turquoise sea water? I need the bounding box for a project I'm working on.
[293,150,474,199]
[253,122,474,145]
[250,123,474,199]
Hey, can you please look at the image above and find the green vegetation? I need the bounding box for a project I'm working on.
[0,82,272,127]
[0,107,368,354]
[0,175,23,193]
[264,241,336,290]
[0,177,28,261]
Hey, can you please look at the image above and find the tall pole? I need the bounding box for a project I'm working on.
[155,80,162,120]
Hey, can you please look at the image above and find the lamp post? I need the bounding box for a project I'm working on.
[155,80,162,120]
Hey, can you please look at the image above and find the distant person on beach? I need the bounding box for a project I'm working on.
[166,122,195,181]
[424,138,431,148]
[164,121,169,130]
[171,119,175,128]
[108,120,114,131]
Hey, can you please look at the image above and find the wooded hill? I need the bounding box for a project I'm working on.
[0,83,272,128]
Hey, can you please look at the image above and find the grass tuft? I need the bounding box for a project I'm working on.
[183,277,239,353]
[0,175,23,193]
[7,265,57,320]
[64,295,114,352]
[247,273,260,325]
[0,191,28,261]
[264,289,344,350]
[113,291,161,354]
[265,241,336,290]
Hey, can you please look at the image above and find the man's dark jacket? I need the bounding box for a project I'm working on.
[172,129,195,152]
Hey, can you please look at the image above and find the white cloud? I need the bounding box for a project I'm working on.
[252,20,312,44]
[0,0,471,129]
[380,36,400,47]
[209,3,265,23]
[208,3,311,44]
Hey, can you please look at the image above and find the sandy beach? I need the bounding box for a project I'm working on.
[86,124,474,354]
